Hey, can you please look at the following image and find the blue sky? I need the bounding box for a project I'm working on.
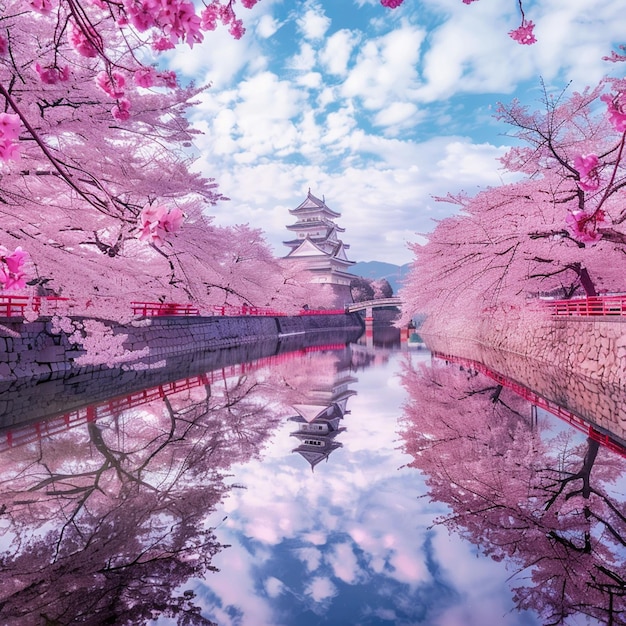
[166,0,624,265]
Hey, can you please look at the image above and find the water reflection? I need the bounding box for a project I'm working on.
[282,347,357,469]
[186,349,544,626]
[399,357,626,626]
[0,358,291,625]
[2,343,625,625]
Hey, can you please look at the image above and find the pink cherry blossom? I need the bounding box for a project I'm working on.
[601,91,626,133]
[152,36,176,51]
[30,0,55,15]
[509,20,536,45]
[68,23,98,57]
[219,3,234,24]
[0,113,21,141]
[0,114,21,163]
[4,246,28,273]
[162,0,203,47]
[160,207,184,233]
[140,204,168,226]
[229,18,245,39]
[35,63,70,84]
[241,0,258,7]
[96,71,126,99]
[157,70,177,89]
[122,0,157,31]
[134,67,157,88]
[380,0,403,7]
[200,4,219,30]
[573,154,601,191]
[0,246,29,290]
[138,205,184,244]
[112,98,132,121]
[0,139,21,162]
[565,210,604,243]
[0,35,7,56]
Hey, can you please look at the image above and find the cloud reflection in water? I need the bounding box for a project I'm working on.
[194,349,544,626]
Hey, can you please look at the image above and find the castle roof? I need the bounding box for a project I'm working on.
[286,219,345,233]
[289,190,340,218]
[285,238,355,265]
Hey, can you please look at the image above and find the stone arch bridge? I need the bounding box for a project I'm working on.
[345,297,402,319]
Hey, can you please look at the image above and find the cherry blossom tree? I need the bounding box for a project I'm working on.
[399,358,626,625]
[400,78,626,321]
[1,0,337,321]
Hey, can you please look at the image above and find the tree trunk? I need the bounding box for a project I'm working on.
[574,263,597,297]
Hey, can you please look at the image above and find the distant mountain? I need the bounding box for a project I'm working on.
[351,261,411,295]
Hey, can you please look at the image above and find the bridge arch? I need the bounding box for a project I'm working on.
[345,297,402,315]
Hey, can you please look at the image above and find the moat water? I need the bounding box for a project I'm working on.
[1,332,624,625]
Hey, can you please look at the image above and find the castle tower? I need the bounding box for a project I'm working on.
[283,190,356,306]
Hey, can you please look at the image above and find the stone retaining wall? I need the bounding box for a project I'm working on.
[0,313,364,382]
[420,314,626,444]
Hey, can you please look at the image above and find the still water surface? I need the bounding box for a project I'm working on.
[1,339,625,625]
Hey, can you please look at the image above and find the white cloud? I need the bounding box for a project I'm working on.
[319,29,360,77]
[415,0,624,101]
[326,542,362,584]
[189,129,511,264]
[294,546,323,572]
[373,101,419,129]
[166,27,262,88]
[288,42,317,72]
[263,576,286,598]
[296,71,323,89]
[296,4,331,41]
[180,0,623,268]
[341,25,425,110]
[256,14,281,38]
[304,576,337,602]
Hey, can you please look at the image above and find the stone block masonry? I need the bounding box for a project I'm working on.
[0,313,363,382]
[420,313,626,446]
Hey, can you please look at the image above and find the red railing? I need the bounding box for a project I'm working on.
[211,305,347,317]
[542,295,626,317]
[1,295,351,320]
[211,305,285,316]
[131,301,200,317]
[0,295,33,318]
[0,295,71,318]
[299,308,346,316]
[432,351,626,460]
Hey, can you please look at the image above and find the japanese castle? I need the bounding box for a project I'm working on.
[283,190,356,305]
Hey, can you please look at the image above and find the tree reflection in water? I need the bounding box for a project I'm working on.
[399,358,626,625]
[0,367,288,625]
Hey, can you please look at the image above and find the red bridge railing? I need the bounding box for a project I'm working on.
[131,301,200,317]
[542,295,626,317]
[1,295,351,320]
[433,351,626,459]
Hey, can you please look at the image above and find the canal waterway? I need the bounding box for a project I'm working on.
[0,333,624,625]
